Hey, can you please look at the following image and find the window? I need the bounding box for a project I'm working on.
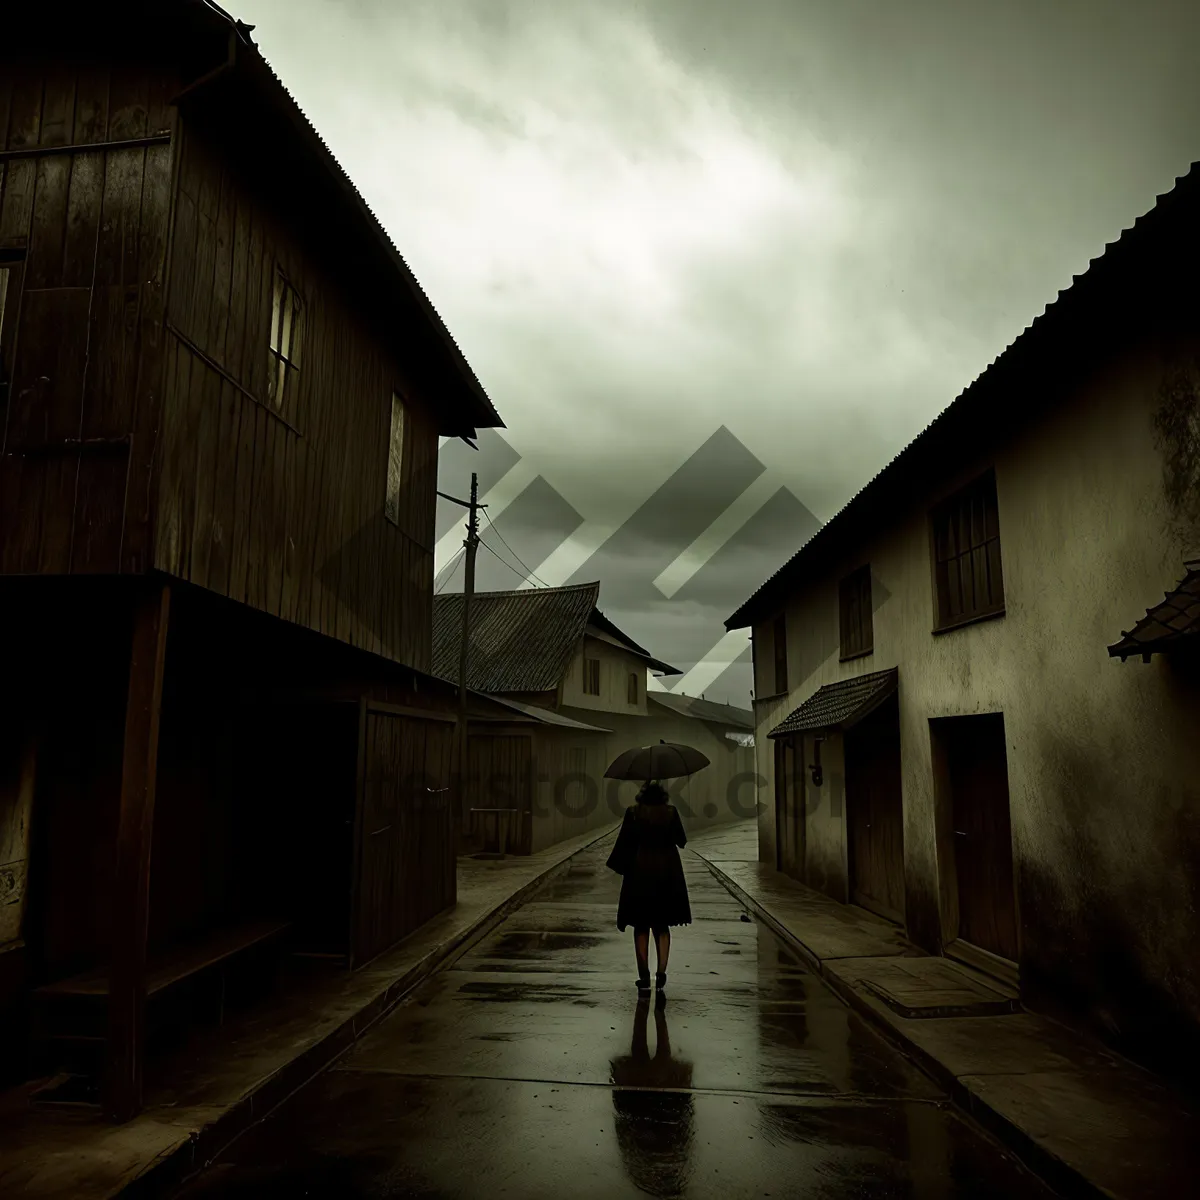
[931,470,1005,629]
[385,393,405,526]
[839,564,874,660]
[627,672,639,705]
[267,269,303,411]
[0,252,25,411]
[772,613,788,695]
[583,657,601,695]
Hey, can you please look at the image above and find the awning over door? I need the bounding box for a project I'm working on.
[767,668,898,739]
[1108,561,1200,662]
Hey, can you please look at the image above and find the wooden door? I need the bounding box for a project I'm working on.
[773,737,803,880]
[350,703,457,968]
[945,714,1018,963]
[845,700,905,923]
[467,734,533,854]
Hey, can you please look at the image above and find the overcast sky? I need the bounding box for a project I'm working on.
[241,0,1200,704]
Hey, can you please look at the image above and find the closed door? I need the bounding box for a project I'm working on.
[845,700,905,923]
[351,704,457,967]
[467,734,533,853]
[945,714,1018,962]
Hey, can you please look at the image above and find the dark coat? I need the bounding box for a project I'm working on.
[607,802,692,932]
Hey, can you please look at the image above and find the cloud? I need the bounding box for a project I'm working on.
[240,0,1200,703]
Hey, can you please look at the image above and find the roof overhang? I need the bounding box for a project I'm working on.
[478,694,612,733]
[1108,562,1200,662]
[587,610,681,675]
[767,668,898,740]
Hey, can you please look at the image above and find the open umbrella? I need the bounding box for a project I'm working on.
[604,739,710,781]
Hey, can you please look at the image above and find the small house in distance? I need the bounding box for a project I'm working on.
[433,582,756,853]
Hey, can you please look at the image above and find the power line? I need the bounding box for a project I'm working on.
[477,537,540,587]
[435,547,466,594]
[480,507,551,588]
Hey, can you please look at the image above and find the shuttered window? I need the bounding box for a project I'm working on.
[385,393,405,526]
[932,470,1005,629]
[583,658,601,695]
[627,672,639,704]
[839,565,873,660]
[773,613,788,695]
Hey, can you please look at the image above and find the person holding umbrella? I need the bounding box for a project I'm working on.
[604,741,708,999]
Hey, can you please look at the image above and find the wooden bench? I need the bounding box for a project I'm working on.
[32,919,291,1070]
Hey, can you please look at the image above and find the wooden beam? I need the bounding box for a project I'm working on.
[105,582,171,1123]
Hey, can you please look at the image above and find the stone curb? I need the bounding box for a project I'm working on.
[119,824,620,1199]
[693,853,1113,1200]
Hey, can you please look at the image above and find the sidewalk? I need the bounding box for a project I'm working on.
[688,819,1200,1200]
[0,822,619,1200]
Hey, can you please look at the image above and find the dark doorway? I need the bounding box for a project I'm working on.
[845,696,905,923]
[938,713,1019,964]
[773,736,802,880]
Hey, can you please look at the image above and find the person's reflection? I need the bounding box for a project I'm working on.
[609,995,695,1197]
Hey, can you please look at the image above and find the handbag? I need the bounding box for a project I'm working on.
[606,811,636,875]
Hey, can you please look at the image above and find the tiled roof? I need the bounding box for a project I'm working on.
[648,690,754,730]
[433,583,600,693]
[767,668,898,739]
[726,159,1200,630]
[1108,563,1200,661]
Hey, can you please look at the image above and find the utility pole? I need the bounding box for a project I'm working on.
[436,473,484,848]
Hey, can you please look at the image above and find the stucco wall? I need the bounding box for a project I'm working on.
[751,336,1200,1073]
[560,635,650,714]
[555,704,757,842]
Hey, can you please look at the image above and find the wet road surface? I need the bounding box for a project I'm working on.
[172,844,1057,1198]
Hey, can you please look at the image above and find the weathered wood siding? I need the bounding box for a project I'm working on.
[352,703,456,966]
[156,119,439,672]
[0,59,175,575]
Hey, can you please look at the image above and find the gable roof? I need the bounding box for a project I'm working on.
[647,690,754,730]
[1108,562,1200,661]
[433,583,600,693]
[432,582,681,693]
[726,159,1200,630]
[15,2,503,439]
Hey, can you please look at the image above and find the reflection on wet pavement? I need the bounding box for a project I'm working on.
[172,842,1058,1198]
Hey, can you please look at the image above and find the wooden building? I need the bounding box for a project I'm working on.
[0,3,503,1119]
[726,159,1200,1085]
[433,582,757,853]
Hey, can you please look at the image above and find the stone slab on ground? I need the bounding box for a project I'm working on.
[693,819,1200,1200]
[0,823,619,1200]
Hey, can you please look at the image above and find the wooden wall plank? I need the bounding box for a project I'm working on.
[38,63,76,148]
[106,64,148,143]
[71,64,110,146]
[26,154,70,287]
[62,150,105,288]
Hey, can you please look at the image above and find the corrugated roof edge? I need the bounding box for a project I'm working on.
[197,0,503,435]
[725,159,1200,631]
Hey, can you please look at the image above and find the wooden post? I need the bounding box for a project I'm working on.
[457,473,480,845]
[105,581,170,1123]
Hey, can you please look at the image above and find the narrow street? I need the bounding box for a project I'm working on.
[170,839,1055,1199]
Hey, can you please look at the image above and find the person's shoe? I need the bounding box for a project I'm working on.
[655,971,667,993]
[636,975,651,999]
